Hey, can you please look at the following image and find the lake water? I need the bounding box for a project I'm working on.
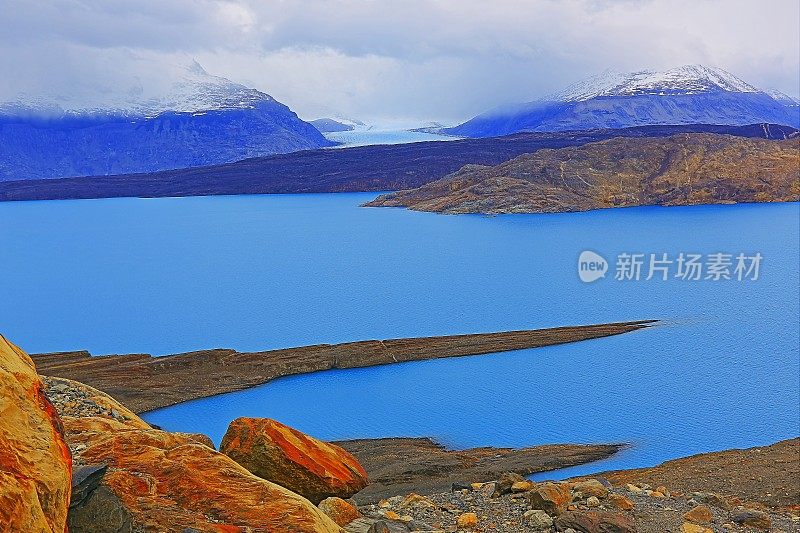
[1,194,798,478]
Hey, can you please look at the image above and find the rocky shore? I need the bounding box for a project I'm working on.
[2,333,798,532]
[30,320,655,413]
[336,438,621,503]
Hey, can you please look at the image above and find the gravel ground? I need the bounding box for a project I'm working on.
[354,478,800,533]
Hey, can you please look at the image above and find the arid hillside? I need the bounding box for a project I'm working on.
[365,133,800,214]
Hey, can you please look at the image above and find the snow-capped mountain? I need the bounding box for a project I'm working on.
[0,62,332,181]
[549,65,759,101]
[1,61,274,117]
[446,65,800,137]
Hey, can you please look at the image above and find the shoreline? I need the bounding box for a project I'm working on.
[30,320,656,413]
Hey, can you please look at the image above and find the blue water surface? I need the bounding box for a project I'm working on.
[1,194,797,477]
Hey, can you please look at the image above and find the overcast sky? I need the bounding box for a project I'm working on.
[1,0,798,125]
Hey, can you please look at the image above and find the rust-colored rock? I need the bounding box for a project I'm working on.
[457,512,478,529]
[64,416,342,532]
[574,479,610,499]
[555,510,636,533]
[0,335,72,533]
[681,524,712,533]
[683,505,713,524]
[607,493,635,511]
[528,482,573,516]
[220,417,368,503]
[318,497,361,527]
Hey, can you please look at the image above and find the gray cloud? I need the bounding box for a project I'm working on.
[0,0,797,124]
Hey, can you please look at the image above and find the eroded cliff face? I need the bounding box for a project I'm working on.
[0,335,72,533]
[365,134,800,214]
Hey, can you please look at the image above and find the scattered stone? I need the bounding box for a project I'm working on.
[529,482,572,516]
[681,523,712,533]
[366,521,391,533]
[731,507,772,530]
[319,497,362,527]
[511,480,535,492]
[655,485,670,497]
[608,493,635,511]
[625,483,642,494]
[43,376,150,429]
[683,505,713,524]
[586,496,600,508]
[691,491,731,510]
[573,479,609,499]
[452,482,472,493]
[492,472,525,497]
[456,512,478,529]
[524,509,554,529]
[220,417,368,503]
[400,493,436,509]
[555,510,636,533]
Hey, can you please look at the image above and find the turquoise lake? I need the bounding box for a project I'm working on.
[1,194,798,478]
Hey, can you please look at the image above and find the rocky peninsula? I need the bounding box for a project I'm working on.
[364,134,800,214]
[30,320,655,413]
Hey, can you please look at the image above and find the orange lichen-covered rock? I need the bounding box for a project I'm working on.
[0,335,72,533]
[65,416,342,533]
[220,417,368,503]
[318,497,362,526]
[528,482,573,516]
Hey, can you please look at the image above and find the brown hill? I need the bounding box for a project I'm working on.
[364,133,800,214]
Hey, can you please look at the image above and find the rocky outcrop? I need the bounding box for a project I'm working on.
[64,416,342,532]
[0,335,72,533]
[31,321,655,413]
[221,417,368,503]
[365,134,800,214]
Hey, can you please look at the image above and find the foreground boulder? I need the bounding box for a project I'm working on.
[528,482,573,516]
[555,510,637,532]
[221,417,368,503]
[0,335,72,533]
[63,416,342,532]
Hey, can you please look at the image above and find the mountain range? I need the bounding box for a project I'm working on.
[0,123,795,202]
[445,65,800,137]
[0,61,332,181]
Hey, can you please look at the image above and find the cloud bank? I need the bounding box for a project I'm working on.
[1,0,798,124]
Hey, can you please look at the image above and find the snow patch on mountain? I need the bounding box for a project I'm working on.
[1,60,274,117]
[548,65,760,102]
